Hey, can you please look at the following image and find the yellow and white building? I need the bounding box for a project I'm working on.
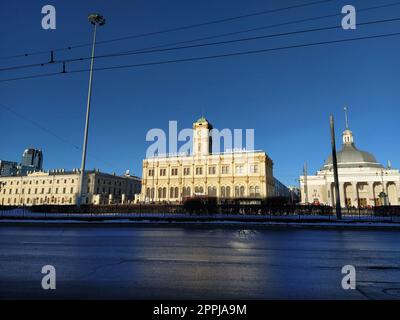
[0,169,141,206]
[140,117,275,203]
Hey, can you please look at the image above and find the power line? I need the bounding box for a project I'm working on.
[0,102,114,167]
[0,103,80,150]
[113,1,400,54]
[1,30,399,83]
[0,0,336,60]
[2,16,400,73]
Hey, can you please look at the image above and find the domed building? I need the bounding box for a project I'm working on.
[300,112,400,208]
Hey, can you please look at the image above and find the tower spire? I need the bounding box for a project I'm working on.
[342,106,354,145]
[344,106,349,129]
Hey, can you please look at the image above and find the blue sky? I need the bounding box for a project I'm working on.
[0,0,399,186]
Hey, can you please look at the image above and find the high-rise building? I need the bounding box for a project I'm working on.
[0,160,19,177]
[21,148,43,171]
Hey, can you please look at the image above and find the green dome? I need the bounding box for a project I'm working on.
[195,116,209,124]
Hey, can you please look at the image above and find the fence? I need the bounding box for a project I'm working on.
[1,204,400,222]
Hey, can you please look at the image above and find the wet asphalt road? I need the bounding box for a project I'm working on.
[0,224,399,299]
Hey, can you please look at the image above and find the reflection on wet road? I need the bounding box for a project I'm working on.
[0,225,399,299]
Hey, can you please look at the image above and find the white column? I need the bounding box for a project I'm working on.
[352,183,358,208]
[368,182,375,207]
[339,183,345,208]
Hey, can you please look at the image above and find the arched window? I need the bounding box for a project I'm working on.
[162,187,167,199]
[158,187,162,199]
[221,186,226,197]
[240,186,245,197]
[249,186,255,197]
[170,187,174,198]
[146,188,150,197]
[150,188,155,199]
[235,186,240,197]
[208,186,216,196]
[226,186,231,197]
[174,187,179,198]
[195,186,204,194]
[255,186,260,197]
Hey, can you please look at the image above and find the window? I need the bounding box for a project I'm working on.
[195,186,204,194]
[208,166,216,175]
[235,165,244,174]
[183,168,190,175]
[171,168,178,176]
[249,186,255,197]
[235,186,245,197]
[221,166,230,174]
[208,186,217,196]
[182,187,191,197]
[255,186,260,197]
[250,164,258,173]
[226,186,231,197]
[170,187,179,198]
[174,187,179,198]
[148,169,154,177]
[160,169,166,176]
[196,167,203,175]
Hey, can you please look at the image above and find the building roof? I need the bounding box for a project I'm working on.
[194,116,209,124]
[323,143,382,169]
[322,125,383,170]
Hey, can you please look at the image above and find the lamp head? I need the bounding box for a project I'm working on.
[88,13,106,26]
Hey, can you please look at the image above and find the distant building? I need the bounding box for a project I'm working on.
[0,169,141,206]
[0,148,43,177]
[0,160,19,177]
[21,148,43,170]
[273,178,291,198]
[288,186,301,203]
[140,117,284,203]
[300,112,400,208]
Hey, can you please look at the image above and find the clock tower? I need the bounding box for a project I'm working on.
[193,116,213,156]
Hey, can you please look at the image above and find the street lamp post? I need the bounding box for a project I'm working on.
[330,114,342,220]
[77,13,106,207]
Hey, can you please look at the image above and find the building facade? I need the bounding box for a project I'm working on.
[140,117,276,203]
[21,148,43,170]
[0,160,19,177]
[300,120,400,208]
[0,169,141,206]
[1,148,43,177]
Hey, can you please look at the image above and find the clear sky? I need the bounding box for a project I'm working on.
[1,0,399,186]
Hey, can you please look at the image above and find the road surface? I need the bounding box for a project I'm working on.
[0,224,399,299]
